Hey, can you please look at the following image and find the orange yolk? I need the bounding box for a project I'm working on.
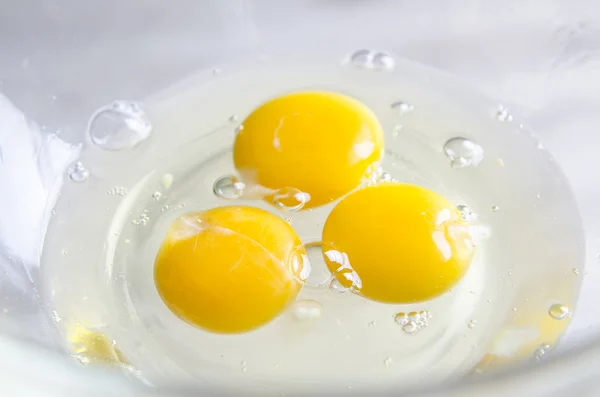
[322,183,475,303]
[233,91,384,209]
[154,206,306,333]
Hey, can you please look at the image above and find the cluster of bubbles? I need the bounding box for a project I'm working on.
[107,186,128,197]
[324,249,363,294]
[212,175,309,212]
[533,343,551,361]
[349,49,395,71]
[394,311,432,334]
[131,212,150,226]
[68,161,89,183]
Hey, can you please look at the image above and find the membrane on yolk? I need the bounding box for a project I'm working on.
[154,206,306,333]
[233,91,384,209]
[322,183,475,303]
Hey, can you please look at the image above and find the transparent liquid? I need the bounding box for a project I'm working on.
[41,55,584,395]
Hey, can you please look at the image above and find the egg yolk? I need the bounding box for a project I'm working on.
[322,183,475,303]
[154,206,306,333]
[233,91,384,209]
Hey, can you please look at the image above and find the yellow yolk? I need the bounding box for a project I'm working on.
[322,183,475,303]
[154,206,306,333]
[233,91,384,209]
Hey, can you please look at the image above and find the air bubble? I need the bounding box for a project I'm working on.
[443,137,484,168]
[402,321,418,334]
[324,249,362,293]
[492,205,500,212]
[349,49,394,70]
[88,101,152,150]
[383,357,393,367]
[302,242,332,288]
[468,320,476,329]
[372,52,395,70]
[548,303,570,320]
[234,124,244,134]
[290,300,323,321]
[457,205,475,221]
[496,106,513,122]
[394,311,431,333]
[329,278,349,293]
[152,191,162,200]
[229,115,238,123]
[68,162,89,183]
[51,311,62,323]
[273,187,309,211]
[213,176,245,200]
[572,268,581,276]
[349,49,372,68]
[107,186,128,197]
[533,343,551,360]
[391,101,415,115]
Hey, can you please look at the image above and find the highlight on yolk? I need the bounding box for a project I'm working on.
[154,206,307,333]
[233,91,384,210]
[322,183,475,303]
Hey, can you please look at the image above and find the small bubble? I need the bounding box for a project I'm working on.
[152,191,162,200]
[107,186,128,197]
[457,204,475,221]
[290,300,323,321]
[368,321,376,327]
[132,213,150,226]
[573,268,581,276]
[51,311,62,323]
[383,357,393,367]
[394,312,408,326]
[213,175,245,200]
[512,307,518,312]
[234,124,244,134]
[88,101,152,150]
[533,343,550,360]
[402,321,418,334]
[443,137,484,168]
[391,101,415,115]
[537,142,545,150]
[496,106,513,122]
[161,174,174,189]
[372,52,395,70]
[273,187,309,211]
[492,205,500,212]
[124,239,131,244]
[349,49,373,68]
[213,68,222,76]
[68,162,89,183]
[497,158,505,167]
[548,303,570,320]
[468,320,476,329]
[229,115,238,123]
[329,278,349,293]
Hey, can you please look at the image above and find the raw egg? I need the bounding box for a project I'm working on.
[154,206,307,333]
[322,183,475,303]
[233,91,384,209]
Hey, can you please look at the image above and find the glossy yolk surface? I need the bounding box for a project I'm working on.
[233,91,384,209]
[322,183,475,303]
[154,206,305,333]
